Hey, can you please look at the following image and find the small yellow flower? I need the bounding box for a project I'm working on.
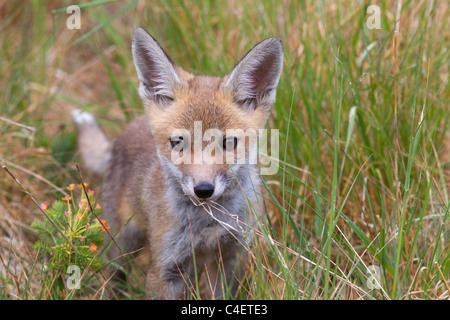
[66,184,76,191]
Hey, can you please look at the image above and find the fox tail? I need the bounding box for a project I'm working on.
[72,110,112,175]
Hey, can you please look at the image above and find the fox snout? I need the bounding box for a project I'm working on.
[178,168,229,201]
[193,182,215,199]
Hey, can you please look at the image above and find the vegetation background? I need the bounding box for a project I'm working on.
[0,0,448,300]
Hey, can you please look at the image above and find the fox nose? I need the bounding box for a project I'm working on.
[194,182,215,199]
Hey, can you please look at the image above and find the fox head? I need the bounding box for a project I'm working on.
[131,28,283,202]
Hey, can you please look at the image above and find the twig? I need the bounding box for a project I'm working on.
[0,115,36,132]
[2,164,76,252]
[1,158,69,197]
[75,164,125,257]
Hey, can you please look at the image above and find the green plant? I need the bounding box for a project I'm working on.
[31,183,109,295]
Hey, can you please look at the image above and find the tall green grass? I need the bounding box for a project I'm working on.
[0,0,448,299]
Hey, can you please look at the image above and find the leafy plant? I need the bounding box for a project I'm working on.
[31,183,110,294]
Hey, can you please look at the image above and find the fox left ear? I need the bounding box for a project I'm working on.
[223,37,283,111]
[132,28,184,107]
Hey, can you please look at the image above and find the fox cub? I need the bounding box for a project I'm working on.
[74,27,283,299]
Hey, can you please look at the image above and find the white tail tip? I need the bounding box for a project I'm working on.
[72,109,97,126]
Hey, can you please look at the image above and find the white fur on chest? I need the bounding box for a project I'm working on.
[197,224,230,249]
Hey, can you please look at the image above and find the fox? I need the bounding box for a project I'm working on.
[73,27,283,299]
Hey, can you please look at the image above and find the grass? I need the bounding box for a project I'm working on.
[0,0,448,300]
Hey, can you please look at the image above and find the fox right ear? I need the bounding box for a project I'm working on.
[132,28,183,106]
[223,37,283,112]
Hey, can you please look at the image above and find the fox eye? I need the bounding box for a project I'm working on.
[223,137,238,151]
[170,136,185,151]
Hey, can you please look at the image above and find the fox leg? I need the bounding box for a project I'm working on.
[204,250,244,299]
[146,263,188,300]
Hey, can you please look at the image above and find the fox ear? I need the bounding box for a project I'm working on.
[132,28,183,106]
[224,37,283,111]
